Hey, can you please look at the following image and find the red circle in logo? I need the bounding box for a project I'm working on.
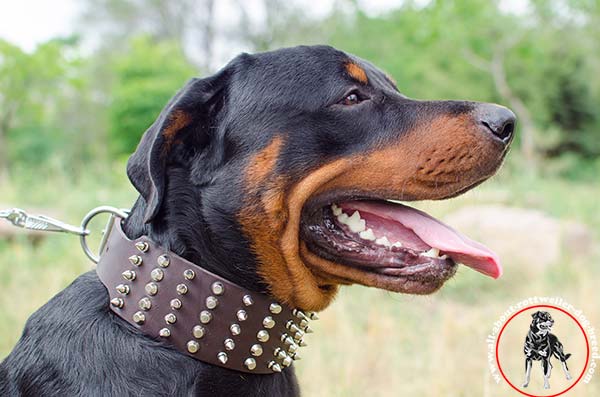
[495,304,590,397]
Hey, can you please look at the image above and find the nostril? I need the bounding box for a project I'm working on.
[498,121,514,141]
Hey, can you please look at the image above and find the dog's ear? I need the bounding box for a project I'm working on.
[127,69,230,223]
[531,311,541,319]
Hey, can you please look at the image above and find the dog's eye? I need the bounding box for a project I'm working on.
[340,92,362,106]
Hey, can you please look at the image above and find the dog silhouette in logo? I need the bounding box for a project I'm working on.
[522,311,572,389]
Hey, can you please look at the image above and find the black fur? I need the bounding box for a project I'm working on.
[1,45,490,396]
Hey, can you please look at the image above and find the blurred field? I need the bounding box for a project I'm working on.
[1,162,598,396]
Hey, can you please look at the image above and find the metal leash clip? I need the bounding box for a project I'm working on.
[0,206,129,264]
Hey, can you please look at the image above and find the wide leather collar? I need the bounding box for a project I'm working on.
[96,218,316,374]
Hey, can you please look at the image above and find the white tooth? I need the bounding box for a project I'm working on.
[423,248,440,258]
[337,213,349,224]
[440,254,448,260]
[392,242,403,248]
[331,204,342,216]
[359,228,376,241]
[375,236,391,247]
[346,211,366,233]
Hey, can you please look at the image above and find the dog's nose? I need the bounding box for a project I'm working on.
[475,103,516,143]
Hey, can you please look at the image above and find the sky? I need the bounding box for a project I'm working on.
[0,0,528,53]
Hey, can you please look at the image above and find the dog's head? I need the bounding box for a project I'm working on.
[126,45,515,311]
[531,311,554,334]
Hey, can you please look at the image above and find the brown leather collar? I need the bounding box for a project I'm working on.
[96,218,316,374]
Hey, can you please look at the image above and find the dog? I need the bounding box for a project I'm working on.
[522,311,572,389]
[0,45,515,396]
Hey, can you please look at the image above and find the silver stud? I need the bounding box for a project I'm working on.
[211,282,224,295]
[199,310,212,324]
[293,331,305,341]
[293,309,309,321]
[274,347,287,360]
[263,316,275,329]
[128,255,142,266]
[139,297,152,311]
[170,298,182,310]
[269,303,282,314]
[217,352,228,364]
[237,310,248,322]
[281,334,295,346]
[299,319,309,328]
[297,338,307,347]
[110,297,124,308]
[308,311,319,320]
[132,311,146,324]
[116,284,130,295]
[230,324,241,336]
[289,351,301,360]
[183,269,195,280]
[224,338,235,351]
[165,313,177,324]
[244,358,257,370]
[176,283,188,295]
[282,356,293,367]
[268,361,282,373]
[192,325,205,339]
[257,330,269,342]
[150,268,164,282]
[242,295,254,306]
[122,270,136,281]
[135,241,149,253]
[187,340,199,353]
[205,296,218,309]
[303,325,314,333]
[159,328,171,337]
[286,321,302,334]
[157,254,170,268]
[250,344,263,356]
[287,343,299,353]
[145,282,158,296]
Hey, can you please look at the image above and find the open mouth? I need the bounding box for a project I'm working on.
[300,196,501,293]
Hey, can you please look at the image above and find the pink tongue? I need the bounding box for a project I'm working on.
[340,201,502,279]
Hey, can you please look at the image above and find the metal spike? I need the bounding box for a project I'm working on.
[268,361,282,373]
[263,316,275,329]
[237,310,248,322]
[303,325,314,333]
[132,311,145,324]
[187,340,199,353]
[299,319,309,328]
[211,282,224,295]
[217,352,228,364]
[281,334,295,346]
[122,270,136,281]
[183,269,195,280]
[205,296,218,309]
[287,343,299,353]
[135,241,149,253]
[282,356,293,367]
[128,255,142,266]
[257,330,270,342]
[159,328,171,337]
[138,297,152,311]
[150,268,164,282]
[157,254,170,268]
[199,310,212,324]
[224,338,235,351]
[269,303,282,314]
[230,323,241,336]
[165,313,177,324]
[110,297,124,308]
[176,283,188,295]
[250,344,263,356]
[298,338,308,347]
[274,348,287,360]
[242,294,254,306]
[116,284,130,295]
[292,309,309,322]
[286,321,302,334]
[308,311,319,320]
[170,298,182,310]
[244,358,257,370]
[192,325,205,339]
[293,331,305,341]
[289,351,301,360]
[145,282,158,296]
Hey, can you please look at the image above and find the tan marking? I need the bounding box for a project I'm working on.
[345,62,368,84]
[162,110,192,153]
[240,115,505,311]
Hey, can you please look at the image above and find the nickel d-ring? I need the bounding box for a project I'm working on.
[80,206,130,264]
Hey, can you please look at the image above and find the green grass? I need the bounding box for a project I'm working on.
[1,163,599,396]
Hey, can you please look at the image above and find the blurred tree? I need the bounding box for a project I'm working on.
[107,36,196,156]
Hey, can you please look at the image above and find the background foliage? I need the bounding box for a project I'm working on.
[0,1,599,396]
